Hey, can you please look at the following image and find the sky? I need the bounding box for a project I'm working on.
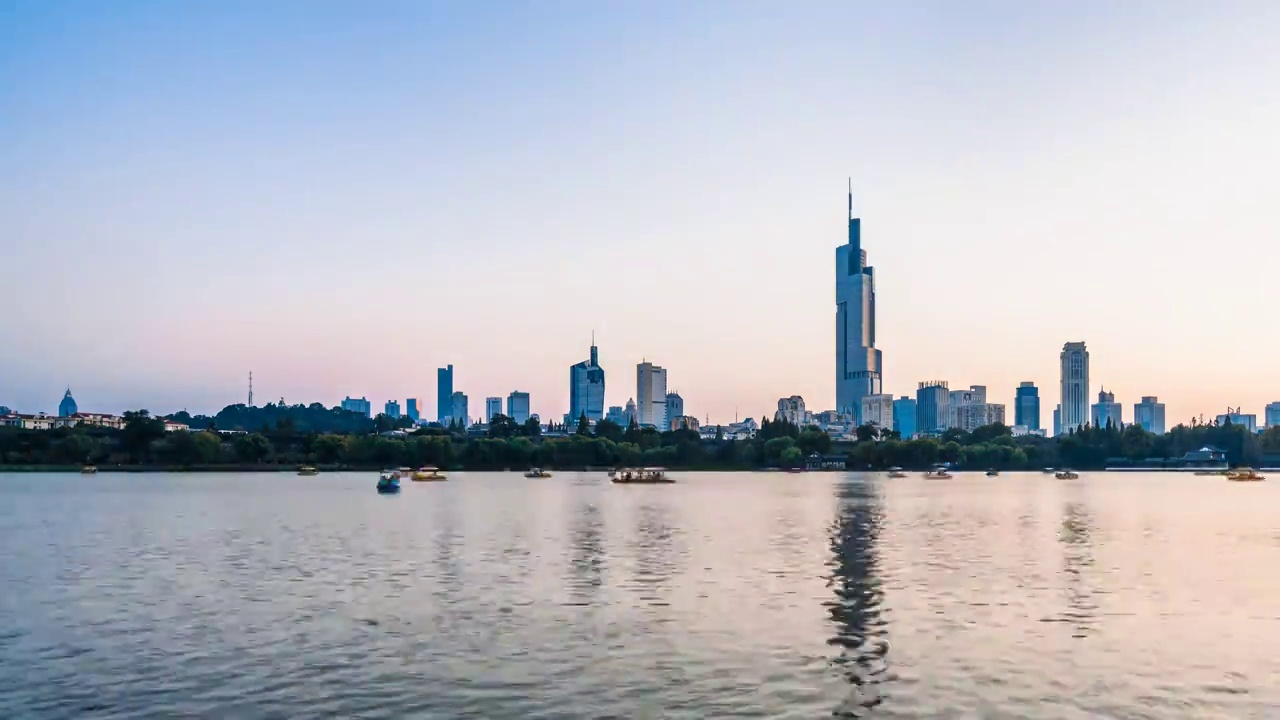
[2,0,1278,427]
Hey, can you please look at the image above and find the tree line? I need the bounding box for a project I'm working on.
[2,404,1278,471]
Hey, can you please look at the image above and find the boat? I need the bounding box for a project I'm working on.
[985,469,999,477]
[523,468,552,478]
[1042,468,1056,474]
[923,467,952,479]
[1194,469,1229,476]
[81,465,97,475]
[376,470,401,494]
[611,467,674,484]
[887,466,907,478]
[1226,468,1265,482]
[297,466,319,476]
[412,466,447,481]
[607,469,617,478]
[1055,469,1079,479]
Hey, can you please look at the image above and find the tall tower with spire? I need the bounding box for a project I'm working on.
[569,333,606,423]
[835,180,883,423]
[58,388,78,417]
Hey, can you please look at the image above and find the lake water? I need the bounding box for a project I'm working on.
[1,471,1277,719]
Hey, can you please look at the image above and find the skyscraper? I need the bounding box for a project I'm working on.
[436,365,454,423]
[341,396,371,417]
[915,382,949,434]
[406,398,420,423]
[1053,405,1062,436]
[58,388,77,417]
[1091,388,1122,428]
[636,362,668,429]
[1015,382,1040,431]
[384,400,401,418]
[507,391,530,424]
[449,392,469,427]
[1059,342,1089,432]
[892,396,916,437]
[1266,402,1280,429]
[569,338,606,423]
[1134,396,1166,434]
[485,396,502,423]
[836,181,883,423]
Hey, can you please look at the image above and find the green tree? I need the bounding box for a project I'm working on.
[233,433,273,464]
[576,412,590,436]
[121,410,167,463]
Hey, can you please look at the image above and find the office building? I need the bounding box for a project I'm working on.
[670,415,699,431]
[436,365,454,423]
[1091,389,1122,428]
[1014,382,1040,432]
[384,400,401,419]
[569,338,606,423]
[835,182,883,423]
[406,398,419,423]
[915,381,950,434]
[637,362,668,429]
[892,396,916,437]
[506,391,530,424]
[860,393,894,430]
[341,396,371,417]
[775,396,807,426]
[1060,342,1089,433]
[665,393,684,426]
[485,397,502,423]
[947,385,986,430]
[1053,405,1062,436]
[605,405,626,426]
[1266,402,1280,428]
[449,392,469,427]
[58,389,77,417]
[1215,409,1257,433]
[1133,396,1166,434]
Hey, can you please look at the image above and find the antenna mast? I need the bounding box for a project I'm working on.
[248,372,254,407]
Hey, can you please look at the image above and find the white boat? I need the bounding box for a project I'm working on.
[523,468,552,478]
[887,466,907,478]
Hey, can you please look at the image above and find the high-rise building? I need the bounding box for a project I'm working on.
[775,396,807,426]
[1133,396,1166,434]
[915,382,950,434]
[1215,408,1257,433]
[861,393,894,430]
[948,385,986,430]
[436,365,454,423]
[835,181,883,423]
[665,393,684,427]
[406,398,420,423]
[1015,382,1040,431]
[892,396,916,437]
[384,400,401,418]
[485,397,502,423]
[1060,342,1089,433]
[569,339,606,424]
[58,388,77,417]
[449,392,469,427]
[1266,402,1280,429]
[636,362,668,429]
[341,396,371,417]
[1053,405,1062,436]
[506,391,530,424]
[1091,388,1122,428]
[605,405,626,426]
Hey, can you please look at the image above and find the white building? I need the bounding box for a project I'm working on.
[636,362,668,429]
[1060,342,1089,433]
[948,385,988,431]
[775,395,807,426]
[860,393,894,430]
[1091,389,1122,428]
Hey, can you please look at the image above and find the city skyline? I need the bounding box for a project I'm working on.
[4,2,1279,425]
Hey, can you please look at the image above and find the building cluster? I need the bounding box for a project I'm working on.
[0,389,189,432]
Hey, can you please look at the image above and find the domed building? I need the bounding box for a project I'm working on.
[58,388,77,417]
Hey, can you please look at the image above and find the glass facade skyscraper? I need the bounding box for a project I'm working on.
[1015,382,1040,431]
[836,182,883,423]
[436,365,453,423]
[569,341,605,423]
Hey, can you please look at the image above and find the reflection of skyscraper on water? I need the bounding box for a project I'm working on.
[565,500,606,604]
[628,502,682,603]
[1059,501,1099,638]
[826,481,890,716]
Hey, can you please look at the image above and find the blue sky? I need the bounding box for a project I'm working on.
[2,0,1278,426]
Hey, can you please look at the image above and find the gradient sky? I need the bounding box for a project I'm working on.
[3,0,1278,426]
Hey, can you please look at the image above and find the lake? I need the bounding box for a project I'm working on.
[1,471,1277,719]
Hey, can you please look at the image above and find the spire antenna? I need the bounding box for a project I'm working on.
[847,176,852,219]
